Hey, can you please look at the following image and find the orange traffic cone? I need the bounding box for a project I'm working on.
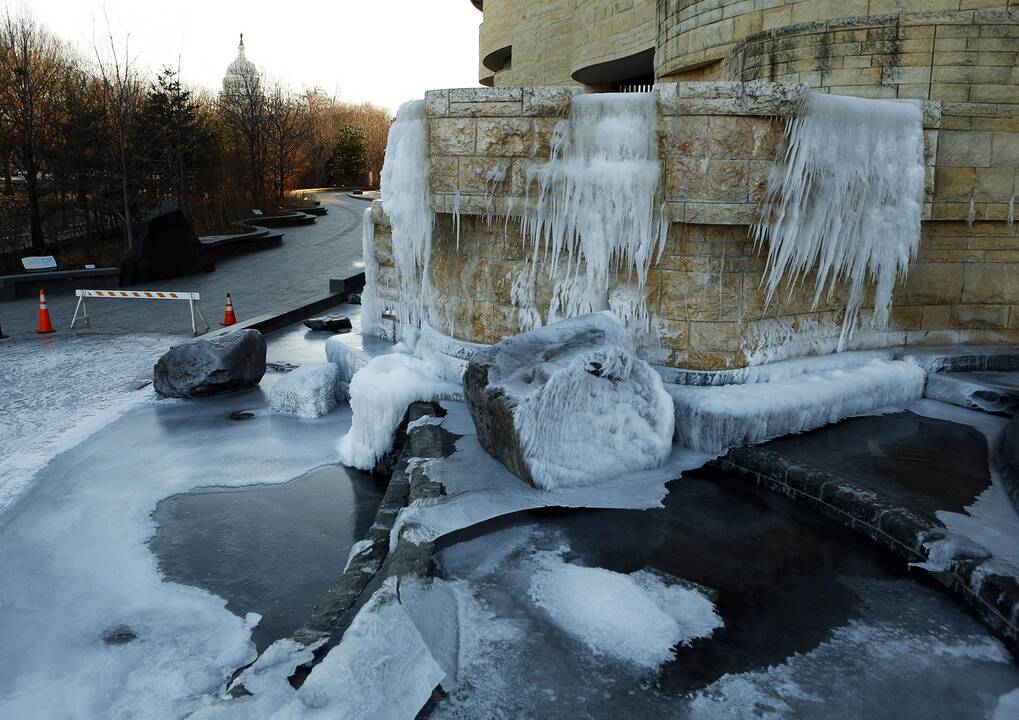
[221,293,237,326]
[36,289,55,334]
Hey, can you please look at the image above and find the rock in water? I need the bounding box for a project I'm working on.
[120,199,214,285]
[269,362,341,417]
[463,312,675,490]
[153,330,266,398]
[304,315,353,333]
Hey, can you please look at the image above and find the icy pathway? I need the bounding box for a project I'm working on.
[0,332,176,515]
[0,377,353,719]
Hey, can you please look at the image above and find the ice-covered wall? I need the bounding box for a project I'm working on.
[518,92,666,329]
[366,82,1019,370]
[753,93,926,351]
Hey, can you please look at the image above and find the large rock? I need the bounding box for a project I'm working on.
[996,414,1019,515]
[304,315,353,333]
[463,312,675,490]
[154,330,266,398]
[121,200,214,285]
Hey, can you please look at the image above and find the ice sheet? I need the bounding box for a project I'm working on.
[669,359,926,453]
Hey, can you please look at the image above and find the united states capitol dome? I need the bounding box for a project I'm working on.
[222,34,258,97]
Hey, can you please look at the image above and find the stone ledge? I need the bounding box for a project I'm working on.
[712,447,1019,661]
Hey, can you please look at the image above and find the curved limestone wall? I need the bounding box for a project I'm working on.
[370,83,1019,371]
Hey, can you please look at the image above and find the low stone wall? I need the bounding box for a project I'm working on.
[713,446,1019,660]
[369,82,1019,370]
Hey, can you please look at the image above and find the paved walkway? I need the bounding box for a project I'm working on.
[0,192,368,339]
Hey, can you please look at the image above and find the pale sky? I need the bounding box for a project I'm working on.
[25,0,482,113]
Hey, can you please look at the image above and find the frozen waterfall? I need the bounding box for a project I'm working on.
[752,93,925,350]
[520,93,667,325]
[377,99,434,330]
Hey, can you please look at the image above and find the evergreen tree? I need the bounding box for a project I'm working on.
[324,125,367,186]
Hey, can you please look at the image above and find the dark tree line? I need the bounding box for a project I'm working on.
[0,10,392,268]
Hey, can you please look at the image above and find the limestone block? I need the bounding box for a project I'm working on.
[901,264,965,304]
[522,86,583,116]
[973,167,1014,202]
[477,118,534,157]
[425,90,450,117]
[934,166,977,202]
[448,101,526,117]
[458,157,513,194]
[963,264,1019,304]
[429,156,459,193]
[450,87,523,103]
[663,116,709,157]
[921,304,952,328]
[531,118,562,159]
[657,81,807,117]
[951,304,1011,329]
[430,118,476,156]
[707,116,755,158]
[991,132,1019,167]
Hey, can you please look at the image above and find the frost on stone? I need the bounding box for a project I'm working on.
[518,93,667,331]
[269,363,341,418]
[378,99,434,331]
[465,313,675,490]
[753,93,925,349]
[528,552,722,671]
[338,351,461,471]
[669,359,926,453]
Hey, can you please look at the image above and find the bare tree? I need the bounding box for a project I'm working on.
[0,10,69,245]
[92,15,145,249]
[220,66,268,208]
[265,82,313,200]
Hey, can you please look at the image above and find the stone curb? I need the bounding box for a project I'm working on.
[274,402,444,690]
[711,448,1019,660]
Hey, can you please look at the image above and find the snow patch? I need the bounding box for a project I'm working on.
[269,363,341,418]
[753,93,925,349]
[528,553,722,670]
[669,359,926,453]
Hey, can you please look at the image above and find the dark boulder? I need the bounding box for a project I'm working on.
[304,315,353,333]
[121,200,214,285]
[154,329,266,398]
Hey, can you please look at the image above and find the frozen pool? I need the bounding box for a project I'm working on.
[428,465,1019,719]
[150,463,385,651]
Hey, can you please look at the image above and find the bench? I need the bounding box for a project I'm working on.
[0,267,122,301]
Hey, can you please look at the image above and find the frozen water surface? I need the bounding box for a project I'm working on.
[0,329,364,718]
[429,470,1019,719]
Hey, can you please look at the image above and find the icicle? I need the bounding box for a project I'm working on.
[521,94,667,328]
[753,93,925,351]
[484,161,508,227]
[1009,195,1015,227]
[379,99,434,331]
[360,207,383,336]
[452,189,462,251]
[967,195,977,228]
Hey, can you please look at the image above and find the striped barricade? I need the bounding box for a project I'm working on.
[70,289,210,335]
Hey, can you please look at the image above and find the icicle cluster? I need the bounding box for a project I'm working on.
[360,206,383,336]
[753,93,925,349]
[379,99,434,330]
[520,93,667,326]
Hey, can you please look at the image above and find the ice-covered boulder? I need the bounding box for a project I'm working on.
[269,362,341,417]
[463,312,675,490]
[153,329,266,398]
